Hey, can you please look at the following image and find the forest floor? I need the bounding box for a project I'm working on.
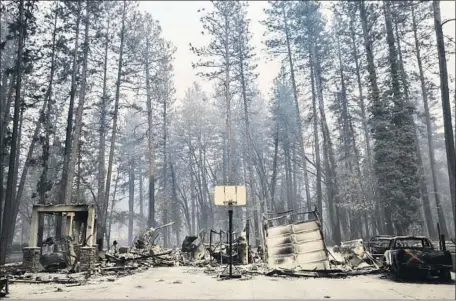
[6,267,455,299]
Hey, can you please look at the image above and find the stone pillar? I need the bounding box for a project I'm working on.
[28,210,39,247]
[22,247,42,272]
[85,205,96,247]
[79,246,97,272]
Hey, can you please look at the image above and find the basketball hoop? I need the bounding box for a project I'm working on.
[213,185,246,279]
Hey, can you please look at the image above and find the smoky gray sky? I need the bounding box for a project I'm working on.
[138,1,455,101]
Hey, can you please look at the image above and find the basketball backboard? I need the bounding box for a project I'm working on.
[214,186,246,206]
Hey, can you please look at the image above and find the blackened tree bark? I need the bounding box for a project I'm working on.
[432,0,456,225]
[359,0,393,234]
[0,0,25,264]
[100,0,127,249]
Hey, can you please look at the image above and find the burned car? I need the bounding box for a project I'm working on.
[366,235,392,262]
[384,236,452,281]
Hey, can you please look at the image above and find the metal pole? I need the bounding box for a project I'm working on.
[246,219,250,264]
[219,230,223,264]
[437,223,442,250]
[209,231,213,262]
[228,208,233,277]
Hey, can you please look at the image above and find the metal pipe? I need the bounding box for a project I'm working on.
[229,209,233,277]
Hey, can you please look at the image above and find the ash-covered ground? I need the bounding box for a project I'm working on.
[8,266,455,300]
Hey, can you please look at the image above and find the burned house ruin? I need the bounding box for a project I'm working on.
[23,203,97,273]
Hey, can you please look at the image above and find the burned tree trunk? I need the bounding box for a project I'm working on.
[58,0,82,218]
[310,62,322,220]
[96,10,110,247]
[145,38,156,229]
[432,0,456,225]
[128,160,135,245]
[0,0,25,264]
[62,1,91,209]
[311,45,342,244]
[107,168,121,248]
[282,5,311,211]
[359,0,393,234]
[100,0,127,250]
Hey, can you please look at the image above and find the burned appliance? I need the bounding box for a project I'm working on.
[263,209,330,271]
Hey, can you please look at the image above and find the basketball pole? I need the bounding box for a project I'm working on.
[220,201,241,279]
[215,185,244,279]
[228,206,233,277]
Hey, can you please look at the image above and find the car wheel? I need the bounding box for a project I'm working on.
[439,268,451,283]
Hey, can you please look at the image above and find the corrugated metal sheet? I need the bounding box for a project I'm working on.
[265,219,330,270]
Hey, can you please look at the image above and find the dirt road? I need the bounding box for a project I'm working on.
[8,267,456,299]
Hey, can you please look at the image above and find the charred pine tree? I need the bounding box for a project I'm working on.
[383,0,421,234]
[0,0,25,264]
[432,0,456,225]
[409,2,437,238]
[359,0,393,234]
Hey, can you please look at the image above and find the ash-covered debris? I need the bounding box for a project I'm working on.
[261,209,382,278]
[99,223,186,272]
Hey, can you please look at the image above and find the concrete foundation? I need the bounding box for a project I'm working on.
[22,247,42,272]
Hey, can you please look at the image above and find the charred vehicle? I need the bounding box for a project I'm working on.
[384,236,452,281]
[366,235,392,262]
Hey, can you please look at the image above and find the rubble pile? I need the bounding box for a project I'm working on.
[329,239,380,270]
[101,245,184,272]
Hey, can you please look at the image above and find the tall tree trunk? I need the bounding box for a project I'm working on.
[0,0,25,264]
[96,11,109,246]
[432,0,456,226]
[57,1,82,236]
[0,26,4,234]
[170,162,180,247]
[37,5,58,243]
[238,32,260,246]
[359,0,393,235]
[145,38,156,228]
[107,167,120,249]
[128,160,135,245]
[99,0,126,250]
[139,164,144,227]
[282,5,311,210]
[190,172,196,234]
[283,141,293,211]
[10,101,47,248]
[349,17,372,167]
[310,44,342,245]
[224,14,233,184]
[62,1,91,209]
[349,16,378,234]
[58,2,81,202]
[335,29,363,240]
[163,86,169,248]
[0,74,17,233]
[270,127,279,212]
[310,62,322,219]
[384,0,423,233]
[400,6,437,238]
